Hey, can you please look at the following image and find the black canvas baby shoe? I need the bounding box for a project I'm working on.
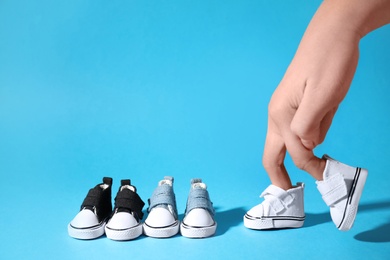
[68,177,113,239]
[105,179,145,240]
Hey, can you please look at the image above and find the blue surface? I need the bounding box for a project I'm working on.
[1,0,390,259]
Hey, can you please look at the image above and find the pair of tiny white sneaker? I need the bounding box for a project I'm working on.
[143,177,217,239]
[244,155,368,231]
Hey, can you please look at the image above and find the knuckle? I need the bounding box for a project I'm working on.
[290,121,320,148]
[290,154,314,171]
[290,120,309,139]
[291,157,309,170]
[268,96,287,120]
[262,152,284,171]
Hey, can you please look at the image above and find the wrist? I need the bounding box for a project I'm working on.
[312,0,390,39]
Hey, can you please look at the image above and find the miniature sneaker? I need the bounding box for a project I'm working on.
[316,155,368,231]
[68,177,113,239]
[143,176,180,238]
[105,179,145,240]
[244,182,305,230]
[180,178,217,238]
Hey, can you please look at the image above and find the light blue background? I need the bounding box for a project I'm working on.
[1,0,389,259]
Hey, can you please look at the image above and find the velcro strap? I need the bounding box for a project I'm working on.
[186,189,214,216]
[148,185,176,211]
[316,173,347,206]
[260,185,293,213]
[115,189,145,219]
[81,187,103,208]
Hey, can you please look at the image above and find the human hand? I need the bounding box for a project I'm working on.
[262,0,390,188]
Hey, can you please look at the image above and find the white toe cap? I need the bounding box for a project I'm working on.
[184,208,214,226]
[145,207,176,227]
[70,209,99,228]
[106,212,138,229]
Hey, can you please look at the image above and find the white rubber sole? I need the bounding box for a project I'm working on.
[180,222,217,238]
[143,221,180,238]
[243,214,305,230]
[105,223,143,241]
[68,222,106,240]
[338,167,368,231]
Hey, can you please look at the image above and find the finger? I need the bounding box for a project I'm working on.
[290,87,337,148]
[262,117,292,190]
[283,125,316,169]
[267,81,325,180]
[297,105,337,149]
[318,106,337,144]
[282,126,325,180]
